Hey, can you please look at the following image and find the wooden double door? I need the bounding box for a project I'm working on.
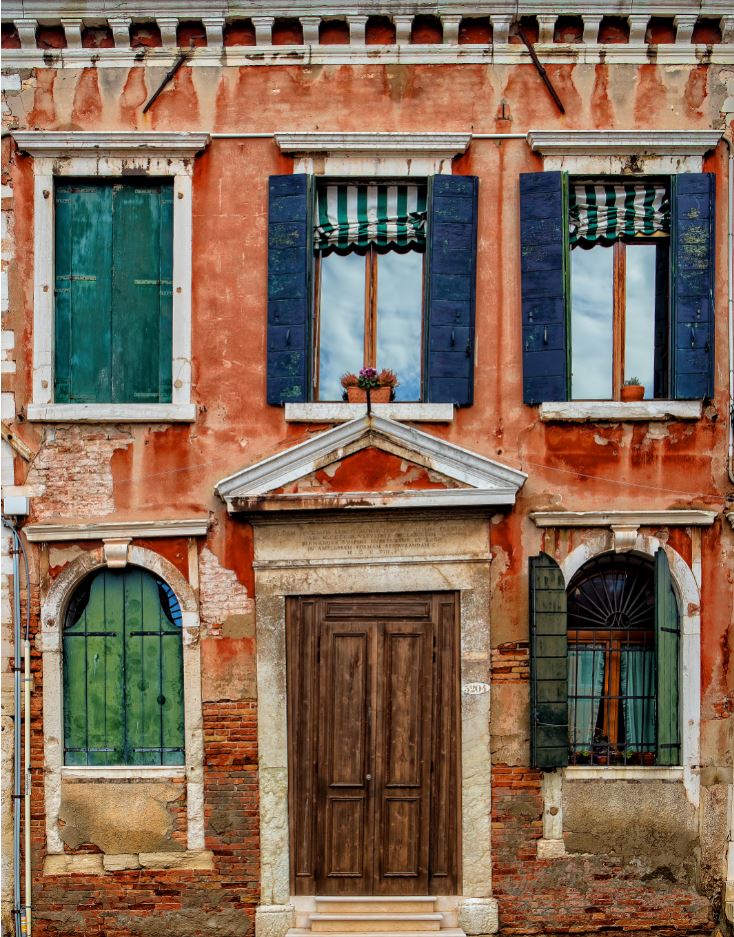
[287,593,460,896]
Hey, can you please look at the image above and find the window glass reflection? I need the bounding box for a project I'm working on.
[318,252,365,401]
[376,250,423,401]
[625,245,656,399]
[571,246,614,400]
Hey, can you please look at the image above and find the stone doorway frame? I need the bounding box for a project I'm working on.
[251,512,499,937]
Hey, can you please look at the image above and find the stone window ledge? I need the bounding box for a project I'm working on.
[284,402,454,423]
[564,766,685,781]
[26,403,197,423]
[538,400,702,422]
[61,766,186,780]
[44,849,214,876]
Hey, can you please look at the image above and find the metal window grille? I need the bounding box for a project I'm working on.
[567,553,656,766]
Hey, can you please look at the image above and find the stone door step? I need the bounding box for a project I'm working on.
[289,930,465,937]
[315,899,438,914]
[311,913,443,932]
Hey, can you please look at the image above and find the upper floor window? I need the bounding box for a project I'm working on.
[63,566,184,766]
[520,171,714,405]
[529,548,680,770]
[267,173,478,408]
[54,179,173,405]
[314,183,426,402]
[569,181,670,401]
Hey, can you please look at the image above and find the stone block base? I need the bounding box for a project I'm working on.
[458,897,499,935]
[256,903,295,937]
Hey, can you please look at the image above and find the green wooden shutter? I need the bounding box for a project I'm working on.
[655,548,680,766]
[55,180,173,405]
[111,182,173,403]
[63,568,184,766]
[55,183,113,403]
[530,552,569,769]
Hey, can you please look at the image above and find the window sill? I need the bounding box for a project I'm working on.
[61,765,185,780]
[26,403,197,423]
[538,400,702,422]
[564,765,684,781]
[284,402,455,423]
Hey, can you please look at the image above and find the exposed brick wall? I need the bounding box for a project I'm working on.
[490,642,530,683]
[492,765,715,936]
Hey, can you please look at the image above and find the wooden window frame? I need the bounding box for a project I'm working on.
[570,235,670,401]
[312,245,426,401]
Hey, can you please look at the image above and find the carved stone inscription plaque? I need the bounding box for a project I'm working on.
[255,516,488,564]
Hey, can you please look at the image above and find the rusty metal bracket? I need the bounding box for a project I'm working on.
[515,26,565,115]
[142,46,193,113]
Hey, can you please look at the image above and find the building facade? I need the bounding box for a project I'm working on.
[1,2,733,935]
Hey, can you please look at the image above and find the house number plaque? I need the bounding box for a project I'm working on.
[463,682,490,695]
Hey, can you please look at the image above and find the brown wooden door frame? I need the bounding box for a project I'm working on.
[286,592,460,896]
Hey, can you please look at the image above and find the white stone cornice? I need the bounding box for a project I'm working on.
[23,518,210,542]
[11,131,211,159]
[530,510,718,528]
[527,130,723,158]
[275,132,471,159]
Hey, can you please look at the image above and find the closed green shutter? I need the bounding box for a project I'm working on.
[54,180,173,404]
[530,552,569,769]
[63,568,184,766]
[55,183,113,403]
[655,548,680,766]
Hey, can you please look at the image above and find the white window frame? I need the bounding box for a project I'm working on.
[12,132,209,423]
[39,539,208,871]
[527,129,721,420]
[275,132,471,423]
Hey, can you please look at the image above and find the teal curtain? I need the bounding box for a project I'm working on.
[568,646,605,752]
[621,647,656,753]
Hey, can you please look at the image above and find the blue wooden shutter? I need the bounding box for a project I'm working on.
[530,552,569,769]
[55,183,113,403]
[424,175,478,406]
[671,173,715,399]
[655,548,680,766]
[111,181,173,403]
[267,174,312,404]
[520,172,569,404]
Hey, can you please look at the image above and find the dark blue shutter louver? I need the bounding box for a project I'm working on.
[530,552,569,770]
[424,175,478,406]
[671,173,715,400]
[267,174,312,405]
[520,172,569,405]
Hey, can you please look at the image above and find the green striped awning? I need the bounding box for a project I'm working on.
[315,183,427,253]
[570,182,670,246]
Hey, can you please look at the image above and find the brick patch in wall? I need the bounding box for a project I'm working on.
[491,642,530,683]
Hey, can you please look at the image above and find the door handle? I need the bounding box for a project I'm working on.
[365,774,372,782]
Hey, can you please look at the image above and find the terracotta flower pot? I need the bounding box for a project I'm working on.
[347,386,391,403]
[621,384,645,402]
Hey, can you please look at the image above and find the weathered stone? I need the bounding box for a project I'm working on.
[102,853,140,871]
[458,898,499,935]
[138,849,214,870]
[255,904,295,937]
[43,853,104,876]
[58,781,185,854]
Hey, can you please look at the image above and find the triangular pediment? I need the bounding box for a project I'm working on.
[215,415,527,512]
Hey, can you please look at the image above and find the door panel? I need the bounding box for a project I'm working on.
[287,593,459,896]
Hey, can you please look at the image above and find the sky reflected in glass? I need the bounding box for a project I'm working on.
[625,244,656,398]
[376,250,423,401]
[571,245,613,400]
[318,252,365,400]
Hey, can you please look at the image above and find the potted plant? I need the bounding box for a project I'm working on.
[621,377,645,402]
[341,367,399,403]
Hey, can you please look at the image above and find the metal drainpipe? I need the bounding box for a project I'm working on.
[725,135,734,486]
[4,518,23,935]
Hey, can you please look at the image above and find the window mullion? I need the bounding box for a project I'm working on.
[312,254,322,398]
[613,240,626,399]
[365,248,377,367]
